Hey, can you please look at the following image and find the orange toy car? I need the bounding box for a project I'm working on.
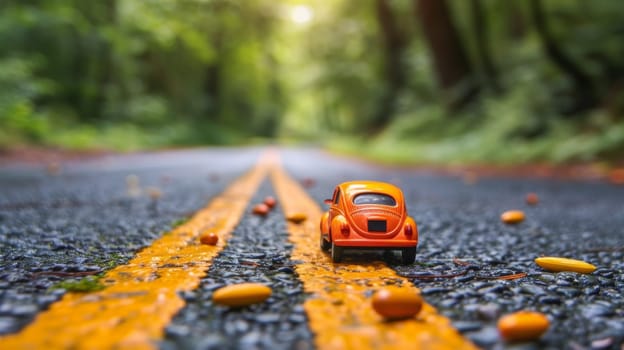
[319,181,418,264]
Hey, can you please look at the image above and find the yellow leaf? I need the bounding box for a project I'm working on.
[534,257,596,274]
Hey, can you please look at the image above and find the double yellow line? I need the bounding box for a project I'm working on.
[0,151,475,350]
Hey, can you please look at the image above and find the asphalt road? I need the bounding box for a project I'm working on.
[1,147,623,349]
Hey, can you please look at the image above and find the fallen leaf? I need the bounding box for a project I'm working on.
[453,257,471,266]
[401,270,468,279]
[534,256,596,274]
[478,272,527,281]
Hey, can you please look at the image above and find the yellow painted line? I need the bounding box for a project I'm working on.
[270,158,477,350]
[0,155,270,350]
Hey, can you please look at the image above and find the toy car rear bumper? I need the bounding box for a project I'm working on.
[333,238,417,248]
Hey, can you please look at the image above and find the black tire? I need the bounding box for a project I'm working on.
[401,247,417,265]
[320,234,331,251]
[331,242,343,263]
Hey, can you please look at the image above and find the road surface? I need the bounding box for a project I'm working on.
[0,147,622,349]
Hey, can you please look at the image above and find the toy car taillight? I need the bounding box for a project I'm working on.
[404,224,413,237]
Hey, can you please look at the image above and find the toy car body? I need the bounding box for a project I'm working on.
[319,181,418,264]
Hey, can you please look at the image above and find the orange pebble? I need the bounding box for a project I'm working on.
[371,287,423,320]
[526,193,539,206]
[200,232,219,245]
[501,210,525,224]
[609,168,624,185]
[252,203,269,216]
[212,283,272,307]
[498,311,549,342]
[286,213,307,224]
[263,196,277,208]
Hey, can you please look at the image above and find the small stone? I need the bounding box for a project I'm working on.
[277,267,294,274]
[10,304,38,316]
[520,284,546,296]
[538,296,561,305]
[537,274,556,283]
[590,337,613,349]
[584,285,600,296]
[453,321,482,333]
[36,295,59,308]
[180,291,198,302]
[255,313,281,323]
[0,317,18,334]
[421,287,451,295]
[244,252,266,259]
[166,324,190,338]
[476,304,501,321]
[288,314,306,323]
[196,334,226,349]
[556,287,580,298]
[582,303,614,318]
[469,327,499,347]
[439,299,458,308]
[240,331,262,346]
[234,320,249,333]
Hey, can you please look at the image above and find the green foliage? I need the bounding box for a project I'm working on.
[51,276,105,293]
[1,0,623,164]
[0,0,284,150]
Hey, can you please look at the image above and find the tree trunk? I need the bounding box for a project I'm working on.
[470,0,501,93]
[415,0,478,109]
[529,0,596,114]
[371,0,406,131]
[507,1,527,39]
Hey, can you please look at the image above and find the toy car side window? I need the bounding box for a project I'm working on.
[334,189,341,205]
[353,193,396,206]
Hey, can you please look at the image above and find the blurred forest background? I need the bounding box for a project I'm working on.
[1,0,624,164]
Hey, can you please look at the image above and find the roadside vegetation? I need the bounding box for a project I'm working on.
[51,276,106,293]
[1,1,623,165]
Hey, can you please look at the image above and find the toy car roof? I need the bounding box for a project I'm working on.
[338,181,404,201]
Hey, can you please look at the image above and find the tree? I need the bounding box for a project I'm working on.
[415,0,478,109]
[370,0,406,131]
[529,0,596,114]
[470,0,501,93]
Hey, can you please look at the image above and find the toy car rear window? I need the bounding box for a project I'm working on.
[352,193,396,206]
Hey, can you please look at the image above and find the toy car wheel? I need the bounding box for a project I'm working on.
[331,242,343,263]
[320,234,331,251]
[401,247,416,265]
